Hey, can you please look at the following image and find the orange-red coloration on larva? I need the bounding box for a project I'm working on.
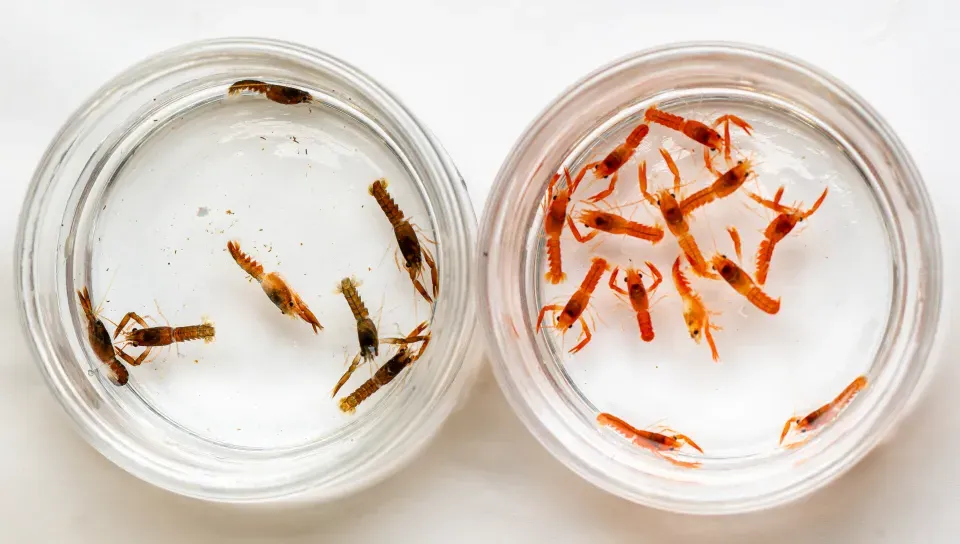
[227,241,323,333]
[679,159,754,215]
[369,179,439,303]
[227,80,313,105]
[572,208,664,244]
[542,167,587,284]
[710,254,781,315]
[585,123,651,203]
[537,257,609,354]
[638,150,717,279]
[597,412,703,468]
[645,106,723,150]
[672,257,721,362]
[748,186,829,285]
[77,287,129,386]
[643,106,752,173]
[780,375,868,448]
[609,262,662,342]
[706,114,754,174]
[114,311,215,366]
[728,226,743,262]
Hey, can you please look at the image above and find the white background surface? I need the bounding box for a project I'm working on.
[1,0,958,541]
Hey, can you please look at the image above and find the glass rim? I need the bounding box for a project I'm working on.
[16,37,481,502]
[478,41,943,514]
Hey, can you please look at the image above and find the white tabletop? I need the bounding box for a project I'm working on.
[2,1,958,541]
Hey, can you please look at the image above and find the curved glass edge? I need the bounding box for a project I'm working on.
[17,37,482,503]
[477,41,943,514]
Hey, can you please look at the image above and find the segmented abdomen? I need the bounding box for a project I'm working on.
[369,179,405,228]
[644,108,684,131]
[580,258,610,293]
[755,238,776,285]
[678,235,710,277]
[637,311,655,342]
[338,349,414,413]
[544,236,565,284]
[339,382,376,413]
[172,324,216,343]
[339,279,370,321]
[624,220,664,243]
[228,79,269,96]
[625,123,650,147]
[597,412,645,441]
[680,186,716,215]
[747,286,781,315]
[671,257,693,298]
[227,241,265,282]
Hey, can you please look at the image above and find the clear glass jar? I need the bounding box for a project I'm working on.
[16,38,480,502]
[478,42,942,514]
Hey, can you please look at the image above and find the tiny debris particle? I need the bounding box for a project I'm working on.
[291,136,299,143]
[368,267,372,272]
[259,136,266,140]
[259,228,263,232]
[226,209,234,215]
[194,359,199,364]
[197,207,209,217]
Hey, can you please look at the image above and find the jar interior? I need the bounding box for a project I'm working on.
[482,43,937,513]
[20,39,479,501]
[531,94,893,462]
[72,80,436,450]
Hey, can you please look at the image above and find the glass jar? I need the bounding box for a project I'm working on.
[16,38,480,502]
[478,42,942,514]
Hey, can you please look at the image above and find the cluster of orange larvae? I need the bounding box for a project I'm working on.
[75,80,438,414]
[536,106,867,465]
